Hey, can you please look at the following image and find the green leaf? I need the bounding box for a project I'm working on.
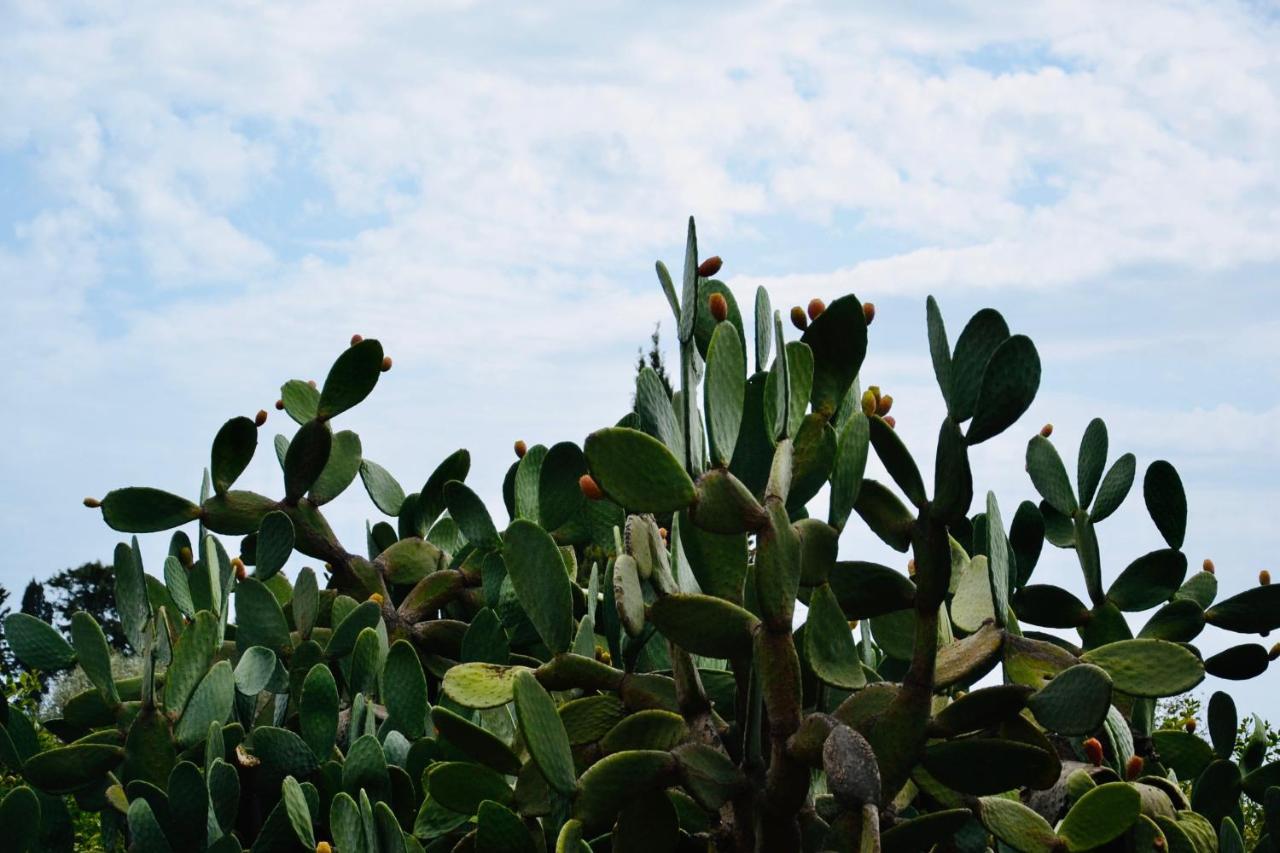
[427,762,511,815]
[1026,435,1077,516]
[926,295,954,413]
[431,706,521,775]
[826,561,917,619]
[3,613,75,671]
[804,584,866,689]
[920,738,1057,796]
[477,799,538,853]
[513,443,546,522]
[211,416,258,495]
[116,539,151,650]
[764,340,813,441]
[705,323,746,467]
[121,708,177,790]
[979,795,1061,853]
[383,640,428,739]
[800,294,868,417]
[677,510,747,603]
[252,510,294,581]
[950,308,1010,421]
[164,610,218,716]
[325,600,381,659]
[1150,729,1215,781]
[281,775,316,848]
[1205,643,1271,680]
[442,662,531,709]
[1076,418,1108,510]
[174,660,234,747]
[754,286,772,373]
[23,743,124,794]
[513,669,576,795]
[868,414,925,507]
[69,611,118,705]
[678,217,698,342]
[986,491,1011,627]
[234,578,291,655]
[299,664,338,760]
[233,646,278,696]
[1107,549,1187,611]
[293,566,319,639]
[636,365,683,462]
[1012,585,1090,629]
[280,378,319,425]
[965,335,1040,444]
[0,786,40,853]
[127,797,173,853]
[649,594,758,659]
[853,479,914,552]
[162,556,195,619]
[1090,452,1135,524]
[101,487,200,533]
[1204,584,1280,633]
[317,338,383,420]
[420,448,471,528]
[1144,460,1187,549]
[1058,782,1140,851]
[343,733,390,802]
[444,480,500,549]
[601,710,688,754]
[828,411,870,530]
[284,419,332,503]
[585,427,696,513]
[1026,664,1112,736]
[573,750,677,834]
[309,428,362,505]
[502,519,574,655]
[538,442,587,531]
[1080,639,1204,698]
[932,417,973,524]
[360,458,405,516]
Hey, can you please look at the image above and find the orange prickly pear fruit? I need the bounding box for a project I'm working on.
[255,409,268,427]
[317,843,333,853]
[1261,570,1272,586]
[275,399,285,410]
[697,256,722,277]
[307,379,317,388]
[708,292,728,323]
[1269,643,1280,661]
[658,527,668,542]
[1082,737,1104,766]
[807,298,826,321]
[369,592,384,605]
[380,356,392,372]
[876,394,894,417]
[1125,755,1144,780]
[1040,423,1053,438]
[350,334,363,345]
[1203,559,1215,574]
[514,440,528,458]
[790,306,808,331]
[884,415,896,429]
[579,474,603,501]
[232,558,246,581]
[83,497,101,508]
[861,389,877,416]
[863,302,876,325]
[1184,718,1197,733]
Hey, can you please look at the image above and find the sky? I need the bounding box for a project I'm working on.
[2,1,1278,707]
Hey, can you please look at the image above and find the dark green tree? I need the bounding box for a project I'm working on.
[634,322,674,402]
[0,583,11,674]
[19,578,52,623]
[45,561,126,651]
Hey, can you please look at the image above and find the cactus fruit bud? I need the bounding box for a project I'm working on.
[876,394,893,416]
[807,298,826,321]
[861,390,877,416]
[697,256,723,277]
[275,399,285,410]
[658,527,668,541]
[308,379,317,388]
[1184,718,1197,733]
[369,592,384,605]
[1153,837,1165,851]
[317,844,333,853]
[232,558,246,581]
[790,306,808,331]
[179,547,193,566]
[83,497,101,508]
[708,292,729,323]
[595,645,612,665]
[1040,423,1053,438]
[1203,558,1215,574]
[1082,737,1104,766]
[514,440,528,459]
[380,356,393,372]
[863,302,876,325]
[350,334,363,346]
[1125,755,1144,780]
[884,415,896,429]
[1269,643,1280,661]
[1261,570,1272,586]
[579,474,603,501]
[255,409,268,427]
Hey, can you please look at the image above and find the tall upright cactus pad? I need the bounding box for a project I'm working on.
[2,217,1276,852]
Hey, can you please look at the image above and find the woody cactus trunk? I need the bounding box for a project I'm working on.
[3,217,1280,852]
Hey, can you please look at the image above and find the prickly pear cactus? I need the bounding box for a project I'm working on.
[3,217,1280,852]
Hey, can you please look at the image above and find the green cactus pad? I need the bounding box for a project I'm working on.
[382,640,428,739]
[1089,451,1136,524]
[853,479,914,552]
[442,480,499,549]
[648,593,758,659]
[299,663,338,760]
[952,554,996,633]
[573,749,678,833]
[920,738,1058,795]
[316,338,383,420]
[539,441,588,531]
[978,795,1061,853]
[1241,762,1280,802]
[513,669,576,795]
[1013,584,1091,629]
[1138,598,1206,642]
[800,294,868,417]
[1151,729,1215,782]
[868,413,926,507]
[211,416,258,496]
[828,410,870,530]
[234,578,291,655]
[705,322,746,467]
[822,724,880,806]
[1205,643,1271,680]
[966,334,1041,445]
[598,709,687,755]
[283,418,332,503]
[23,743,124,794]
[1057,781,1140,850]
[0,786,40,852]
[476,799,538,853]
[164,609,218,716]
[359,457,405,516]
[559,695,628,745]
[1143,460,1187,549]
[1204,585,1280,633]
[1026,435,1078,516]
[824,560,917,619]
[931,685,1033,737]
[3,612,76,672]
[427,762,512,815]
[689,468,767,535]
[326,599,381,658]
[281,775,316,848]
[126,797,172,853]
[1080,639,1204,698]
[502,519,574,654]
[174,660,234,747]
[1026,663,1112,736]
[880,809,972,853]
[431,706,521,775]
[804,582,866,689]
[308,428,362,505]
[1191,759,1242,826]
[233,646,278,696]
[949,308,1010,420]
[1107,548,1187,611]
[1076,418,1109,510]
[252,510,294,581]
[102,487,201,533]
[585,427,696,513]
[935,621,1005,689]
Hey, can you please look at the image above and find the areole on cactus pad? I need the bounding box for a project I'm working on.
[2,217,1278,852]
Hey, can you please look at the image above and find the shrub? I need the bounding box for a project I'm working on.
[3,217,1279,852]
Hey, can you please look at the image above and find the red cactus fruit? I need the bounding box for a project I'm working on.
[83,497,101,508]
[1125,755,1144,780]
[1040,423,1054,438]
[514,440,528,459]
[1203,558,1215,574]
[579,474,604,501]
[307,379,317,388]
[863,302,876,325]
[876,394,894,417]
[350,334,363,346]
[790,306,808,331]
[807,298,826,321]
[697,256,723,277]
[708,292,729,323]
[275,399,285,410]
[255,409,268,427]
[884,415,897,429]
[1261,569,1272,586]
[1082,737,1104,766]
[232,558,246,581]
[1184,718,1197,733]
[380,357,392,372]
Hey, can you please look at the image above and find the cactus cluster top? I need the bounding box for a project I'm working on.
[3,217,1279,852]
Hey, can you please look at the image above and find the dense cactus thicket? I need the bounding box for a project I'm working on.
[4,218,1280,852]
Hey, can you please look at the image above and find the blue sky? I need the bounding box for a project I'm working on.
[2,0,1279,707]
